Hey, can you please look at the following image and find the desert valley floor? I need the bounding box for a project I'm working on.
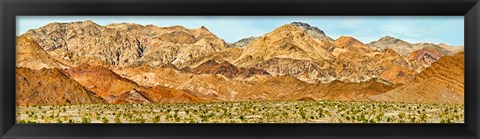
[17,101,463,123]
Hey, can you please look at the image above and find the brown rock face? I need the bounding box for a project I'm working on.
[64,64,208,104]
[115,65,397,102]
[315,79,399,101]
[408,47,444,67]
[228,29,422,84]
[367,36,461,57]
[177,47,243,69]
[438,43,464,54]
[411,43,452,56]
[334,36,365,48]
[64,64,140,102]
[16,67,104,106]
[19,21,424,85]
[227,36,259,48]
[16,36,68,70]
[254,58,334,83]
[379,65,415,85]
[233,24,334,68]
[367,36,415,56]
[141,86,212,103]
[290,22,334,42]
[334,36,375,54]
[369,52,464,104]
[191,60,270,78]
[16,21,464,105]
[21,20,227,68]
[108,89,152,104]
[331,42,419,83]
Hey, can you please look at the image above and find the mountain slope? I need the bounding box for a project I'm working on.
[227,36,259,48]
[16,67,105,106]
[291,22,334,42]
[21,20,227,68]
[369,52,464,104]
[366,36,414,56]
[367,36,460,57]
[16,21,464,105]
[233,24,334,68]
[191,60,270,78]
[176,47,243,69]
[333,36,373,52]
[65,64,210,104]
[115,66,397,102]
[408,47,445,68]
[16,36,68,70]
[64,64,142,103]
[411,43,452,56]
[331,37,419,83]
[254,58,334,83]
[438,43,464,54]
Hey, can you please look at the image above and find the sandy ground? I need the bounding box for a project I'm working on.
[16,100,464,123]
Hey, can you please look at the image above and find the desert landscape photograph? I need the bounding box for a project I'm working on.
[15,16,464,123]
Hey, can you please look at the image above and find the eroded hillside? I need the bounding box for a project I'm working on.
[16,21,464,105]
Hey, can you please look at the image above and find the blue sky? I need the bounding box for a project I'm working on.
[17,16,464,46]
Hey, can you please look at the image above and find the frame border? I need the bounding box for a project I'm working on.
[1,0,479,138]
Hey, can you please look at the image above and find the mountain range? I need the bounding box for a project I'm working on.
[16,21,464,105]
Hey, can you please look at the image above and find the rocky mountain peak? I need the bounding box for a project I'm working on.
[408,47,444,67]
[377,36,408,44]
[227,36,259,48]
[252,24,309,42]
[83,20,95,24]
[333,36,364,48]
[438,43,448,46]
[16,67,105,105]
[199,26,209,31]
[336,36,360,42]
[197,59,219,68]
[233,23,335,69]
[291,22,334,42]
[366,36,414,56]
[291,22,326,34]
[271,24,302,34]
[106,22,145,29]
[437,43,464,54]
[21,20,228,68]
[237,36,257,42]
[16,20,465,105]
[71,20,101,28]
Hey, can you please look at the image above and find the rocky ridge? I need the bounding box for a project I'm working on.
[16,20,464,105]
[21,21,227,68]
[291,22,334,42]
[227,36,259,48]
[369,52,464,104]
[16,67,105,106]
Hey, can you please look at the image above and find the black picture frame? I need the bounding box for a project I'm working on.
[1,0,479,138]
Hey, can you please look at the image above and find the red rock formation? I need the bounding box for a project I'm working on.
[192,60,270,78]
[370,52,464,104]
[408,47,444,67]
[64,63,140,100]
[16,36,69,70]
[65,64,210,104]
[141,86,213,103]
[16,67,105,106]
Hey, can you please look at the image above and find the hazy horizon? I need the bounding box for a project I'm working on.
[17,16,464,46]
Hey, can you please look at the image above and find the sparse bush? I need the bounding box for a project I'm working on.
[16,100,464,124]
[81,117,91,123]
